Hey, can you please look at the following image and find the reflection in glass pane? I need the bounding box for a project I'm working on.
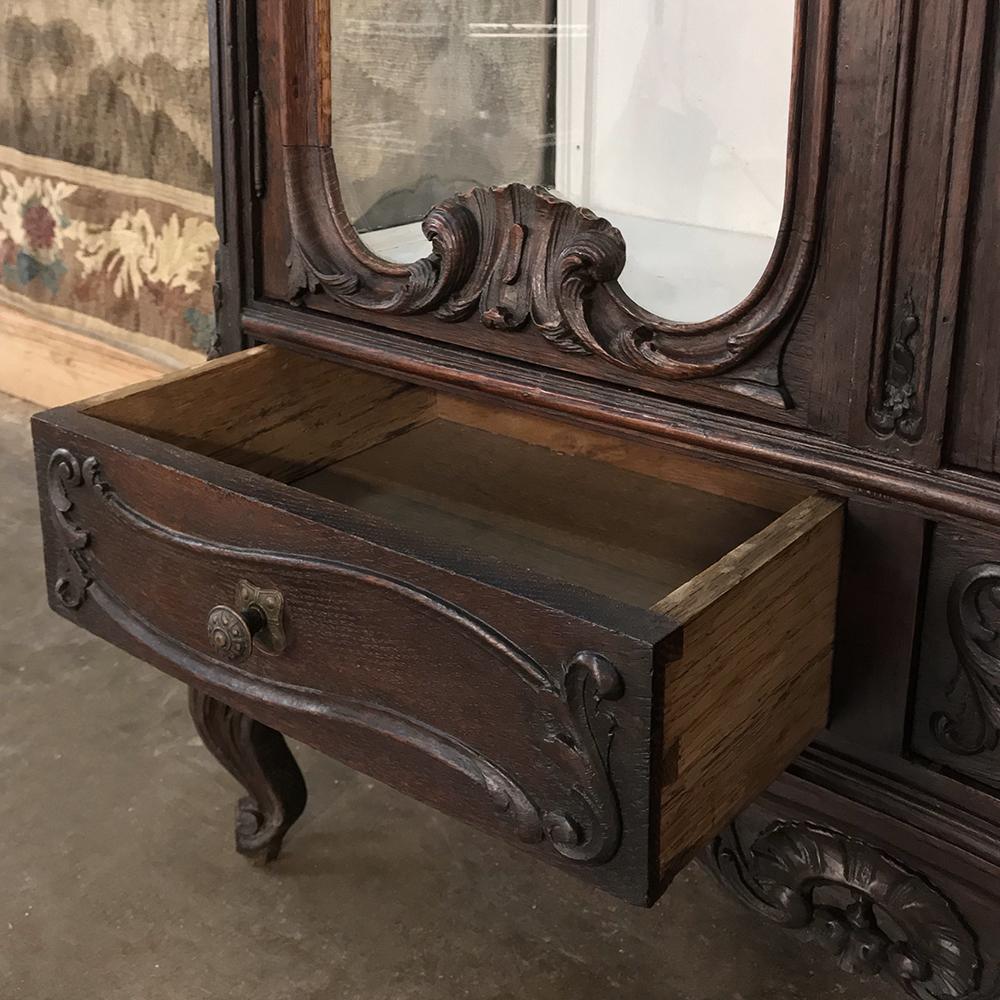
[330,1,795,322]
[330,3,556,252]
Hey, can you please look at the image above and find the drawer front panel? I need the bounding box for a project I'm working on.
[911,522,1000,793]
[33,347,843,906]
[35,418,665,903]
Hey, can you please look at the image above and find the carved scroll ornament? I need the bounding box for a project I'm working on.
[46,448,625,866]
[286,157,822,384]
[708,821,982,999]
[932,562,1000,757]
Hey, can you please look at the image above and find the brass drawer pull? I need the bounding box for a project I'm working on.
[207,580,286,662]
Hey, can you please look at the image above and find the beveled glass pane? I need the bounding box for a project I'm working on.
[330,1,796,322]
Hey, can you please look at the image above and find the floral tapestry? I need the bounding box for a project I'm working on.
[0,0,216,358]
[0,148,216,359]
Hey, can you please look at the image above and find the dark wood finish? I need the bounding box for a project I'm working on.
[706,808,987,998]
[279,0,834,398]
[800,0,905,441]
[239,2,1000,990]
[251,0,996,451]
[28,0,1000,991]
[735,750,1000,1000]
[258,0,839,415]
[207,0,247,357]
[853,2,987,465]
[948,4,1000,476]
[189,688,308,863]
[32,345,841,906]
[35,414,665,903]
[826,501,927,755]
[911,522,1000,789]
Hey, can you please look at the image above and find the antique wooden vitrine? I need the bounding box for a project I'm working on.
[32,1,1000,994]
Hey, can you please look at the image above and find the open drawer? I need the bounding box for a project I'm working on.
[32,345,842,905]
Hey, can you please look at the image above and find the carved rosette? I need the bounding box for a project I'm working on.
[707,821,981,999]
[932,562,1000,757]
[46,447,627,867]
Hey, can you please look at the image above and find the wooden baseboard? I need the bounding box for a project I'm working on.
[0,303,198,408]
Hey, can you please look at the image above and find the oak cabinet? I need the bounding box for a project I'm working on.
[33,1,1000,995]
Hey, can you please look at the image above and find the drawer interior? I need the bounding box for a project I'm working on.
[82,345,811,616]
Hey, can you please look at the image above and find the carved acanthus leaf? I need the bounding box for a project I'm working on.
[707,821,981,999]
[932,562,1000,757]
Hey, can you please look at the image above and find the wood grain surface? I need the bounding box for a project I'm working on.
[34,343,844,903]
[84,345,436,482]
[654,496,843,880]
[0,303,182,408]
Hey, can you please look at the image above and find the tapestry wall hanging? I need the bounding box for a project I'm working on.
[0,0,217,359]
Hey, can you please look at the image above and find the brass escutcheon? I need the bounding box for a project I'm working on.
[206,580,286,663]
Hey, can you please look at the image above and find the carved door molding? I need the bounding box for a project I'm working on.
[275,0,836,403]
[859,2,988,462]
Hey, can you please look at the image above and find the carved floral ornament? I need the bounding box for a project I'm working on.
[870,289,921,438]
[708,821,984,1000]
[280,0,836,390]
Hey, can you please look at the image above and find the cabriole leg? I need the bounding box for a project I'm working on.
[189,688,307,864]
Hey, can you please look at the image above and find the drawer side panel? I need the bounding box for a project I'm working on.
[656,498,843,882]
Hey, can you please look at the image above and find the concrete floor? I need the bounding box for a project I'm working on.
[0,391,899,1000]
